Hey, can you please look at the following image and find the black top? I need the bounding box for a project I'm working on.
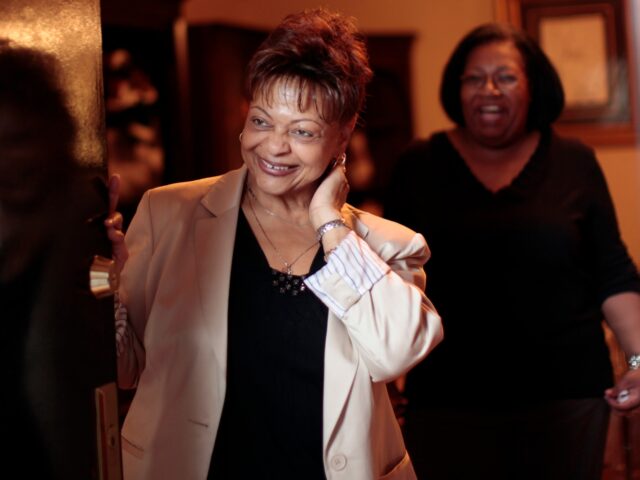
[385,130,640,407]
[208,211,328,479]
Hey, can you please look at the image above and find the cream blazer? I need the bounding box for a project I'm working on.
[117,166,443,480]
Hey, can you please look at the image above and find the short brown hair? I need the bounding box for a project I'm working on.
[246,8,373,126]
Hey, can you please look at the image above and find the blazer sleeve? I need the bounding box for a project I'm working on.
[115,190,155,389]
[305,228,443,383]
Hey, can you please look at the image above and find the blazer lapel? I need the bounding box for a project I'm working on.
[194,167,247,370]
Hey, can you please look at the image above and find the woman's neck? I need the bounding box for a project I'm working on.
[447,127,540,192]
[245,178,314,227]
[449,127,539,163]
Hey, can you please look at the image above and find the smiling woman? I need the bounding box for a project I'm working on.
[106,7,443,480]
[240,79,352,234]
[386,22,640,480]
[458,41,531,154]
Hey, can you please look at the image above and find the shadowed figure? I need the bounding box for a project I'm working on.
[0,40,114,479]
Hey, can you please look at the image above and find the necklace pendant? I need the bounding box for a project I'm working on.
[270,268,307,296]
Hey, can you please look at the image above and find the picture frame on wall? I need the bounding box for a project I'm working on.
[495,0,638,145]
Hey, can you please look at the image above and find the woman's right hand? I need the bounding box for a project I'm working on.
[309,157,349,229]
[104,174,128,273]
[605,368,640,412]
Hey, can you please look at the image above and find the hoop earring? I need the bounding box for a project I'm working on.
[337,153,347,166]
[239,131,244,142]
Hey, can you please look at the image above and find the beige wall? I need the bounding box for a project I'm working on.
[182,0,640,263]
[598,146,640,264]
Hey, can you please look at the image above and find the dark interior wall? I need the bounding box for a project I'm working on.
[187,24,267,178]
[363,35,414,199]
[100,0,182,228]
[100,0,180,30]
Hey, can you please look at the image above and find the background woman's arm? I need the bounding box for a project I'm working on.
[603,291,640,411]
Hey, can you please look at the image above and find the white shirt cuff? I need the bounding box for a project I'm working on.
[304,231,390,317]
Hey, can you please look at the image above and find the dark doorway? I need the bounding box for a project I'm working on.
[0,0,120,478]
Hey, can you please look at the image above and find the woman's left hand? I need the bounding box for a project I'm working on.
[602,292,640,412]
[605,369,640,412]
[309,157,349,228]
[104,174,129,273]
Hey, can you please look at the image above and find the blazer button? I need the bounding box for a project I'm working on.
[330,454,347,471]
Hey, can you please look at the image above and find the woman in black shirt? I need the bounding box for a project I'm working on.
[386,23,640,480]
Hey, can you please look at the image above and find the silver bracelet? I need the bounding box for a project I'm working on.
[316,218,347,241]
[628,354,640,370]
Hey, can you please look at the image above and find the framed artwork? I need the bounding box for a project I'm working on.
[495,0,638,144]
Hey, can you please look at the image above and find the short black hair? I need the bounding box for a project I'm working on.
[440,23,565,130]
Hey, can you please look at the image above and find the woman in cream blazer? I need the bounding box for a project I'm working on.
[115,166,442,480]
[109,8,443,480]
